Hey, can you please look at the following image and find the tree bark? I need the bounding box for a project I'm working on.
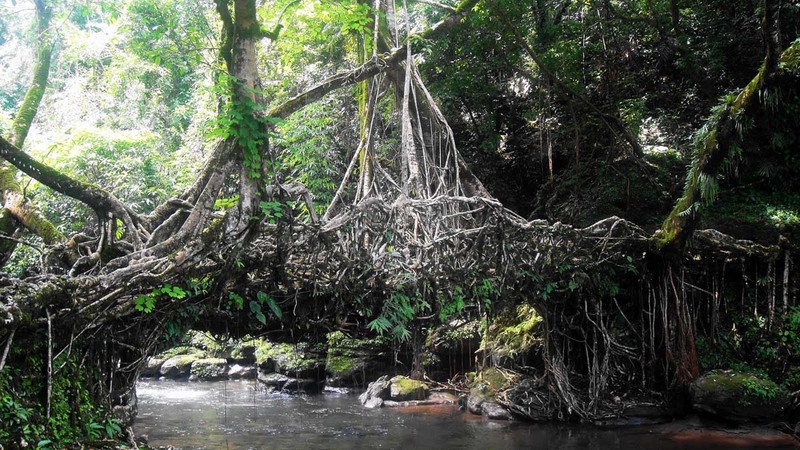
[656,3,794,251]
[0,0,65,265]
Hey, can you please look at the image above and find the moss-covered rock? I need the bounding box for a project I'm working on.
[258,372,290,391]
[230,339,259,364]
[389,375,429,401]
[325,331,389,386]
[690,370,790,421]
[155,345,206,360]
[187,331,232,359]
[467,368,511,416]
[160,355,199,378]
[254,340,325,379]
[467,383,492,415]
[479,367,508,392]
[190,358,228,380]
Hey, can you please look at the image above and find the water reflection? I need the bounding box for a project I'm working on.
[135,380,798,449]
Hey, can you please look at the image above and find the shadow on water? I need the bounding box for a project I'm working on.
[134,380,799,449]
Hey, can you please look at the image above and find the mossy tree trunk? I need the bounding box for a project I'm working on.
[0,0,65,266]
[656,0,790,252]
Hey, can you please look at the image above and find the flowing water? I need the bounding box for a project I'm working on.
[135,380,798,449]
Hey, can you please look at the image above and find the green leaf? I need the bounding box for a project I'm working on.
[259,291,283,320]
[228,292,244,310]
[255,312,267,325]
[368,316,391,335]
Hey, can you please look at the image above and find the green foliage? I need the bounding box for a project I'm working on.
[697,306,800,391]
[249,291,282,325]
[134,283,189,313]
[228,292,245,310]
[369,287,425,341]
[619,98,647,138]
[327,1,374,38]
[260,200,285,223]
[209,76,283,181]
[483,304,542,361]
[274,96,344,216]
[0,348,116,447]
[33,127,175,233]
[740,375,780,403]
[215,195,240,210]
[85,416,121,440]
[438,285,466,322]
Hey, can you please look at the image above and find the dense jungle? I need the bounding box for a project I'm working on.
[0,0,799,448]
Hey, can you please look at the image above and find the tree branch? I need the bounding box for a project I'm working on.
[0,135,142,238]
[268,0,480,119]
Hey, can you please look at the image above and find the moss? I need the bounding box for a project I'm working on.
[657,59,769,250]
[481,304,543,362]
[156,345,206,359]
[254,340,319,373]
[190,358,228,379]
[326,331,388,379]
[779,40,800,74]
[698,370,786,406]
[0,208,18,257]
[389,375,429,400]
[477,367,507,393]
[326,355,359,376]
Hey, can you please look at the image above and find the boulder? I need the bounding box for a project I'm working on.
[190,358,228,381]
[359,375,392,408]
[227,364,257,379]
[690,370,790,421]
[258,372,290,391]
[255,341,325,379]
[481,401,513,420]
[141,357,165,377]
[159,355,198,378]
[230,341,259,364]
[282,378,324,394]
[325,332,390,387]
[389,376,429,401]
[467,383,492,415]
[467,368,509,415]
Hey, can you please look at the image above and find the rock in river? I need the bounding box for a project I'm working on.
[190,358,228,381]
[690,370,789,421]
[159,355,198,378]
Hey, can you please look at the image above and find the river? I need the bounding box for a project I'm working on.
[134,380,798,449]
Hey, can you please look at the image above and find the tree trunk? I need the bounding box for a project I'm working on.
[656,0,793,251]
[0,0,65,267]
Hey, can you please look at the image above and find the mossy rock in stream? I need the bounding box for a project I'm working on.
[389,376,429,401]
[254,340,324,379]
[690,370,789,421]
[325,331,390,386]
[230,339,260,364]
[190,358,228,380]
[467,368,512,416]
[160,355,200,378]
